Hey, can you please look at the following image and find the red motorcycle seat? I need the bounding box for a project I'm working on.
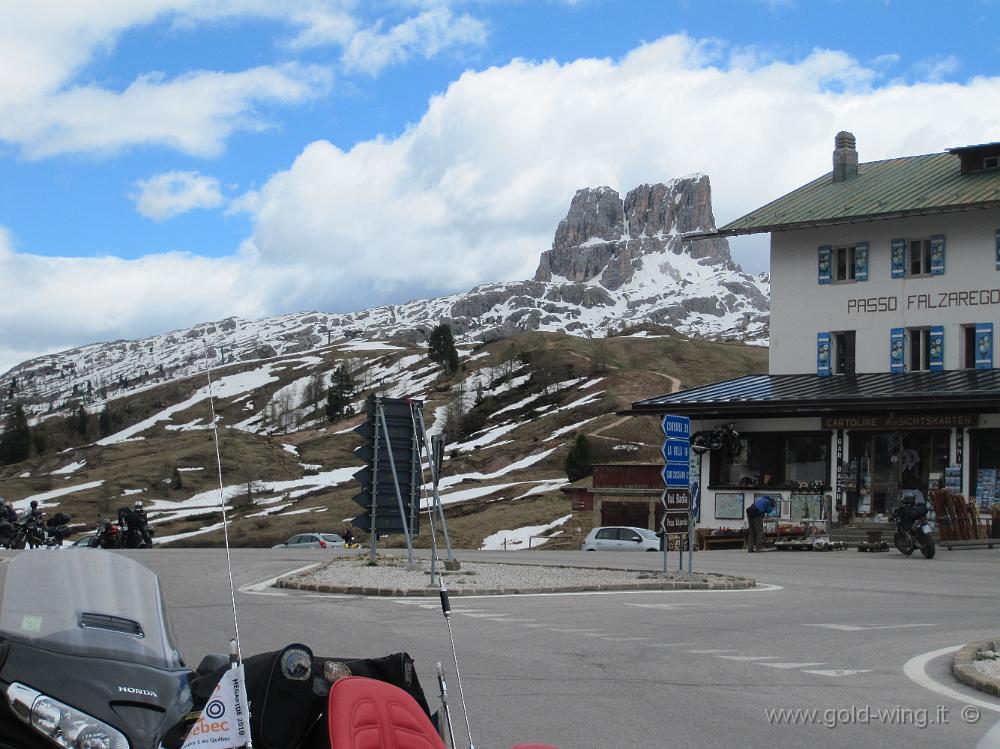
[327,676,446,749]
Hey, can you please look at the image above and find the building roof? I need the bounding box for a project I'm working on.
[693,150,1000,238]
[626,371,1000,419]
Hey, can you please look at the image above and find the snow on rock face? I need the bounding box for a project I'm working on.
[1,174,767,418]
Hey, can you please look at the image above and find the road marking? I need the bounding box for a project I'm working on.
[758,662,827,669]
[805,623,936,632]
[583,632,618,638]
[550,628,599,633]
[801,669,873,677]
[689,649,734,654]
[421,583,784,600]
[496,618,536,623]
[239,563,321,596]
[625,603,755,610]
[717,655,781,662]
[596,636,649,642]
[649,643,692,648]
[460,613,511,619]
[903,646,1000,714]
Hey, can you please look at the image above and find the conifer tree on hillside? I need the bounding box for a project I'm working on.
[0,405,32,465]
[75,405,89,437]
[99,406,113,437]
[564,434,594,482]
[326,365,356,423]
[428,323,460,374]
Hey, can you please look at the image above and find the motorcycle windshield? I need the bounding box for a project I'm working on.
[0,550,184,670]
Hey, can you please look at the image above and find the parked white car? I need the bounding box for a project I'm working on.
[581,526,660,552]
[272,533,345,550]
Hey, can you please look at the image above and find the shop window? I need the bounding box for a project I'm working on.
[709,432,830,489]
[971,430,1000,508]
[834,331,856,374]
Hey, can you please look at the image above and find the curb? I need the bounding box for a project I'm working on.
[273,561,757,597]
[952,639,1000,697]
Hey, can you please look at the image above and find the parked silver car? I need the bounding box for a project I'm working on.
[272,532,345,550]
[581,526,660,552]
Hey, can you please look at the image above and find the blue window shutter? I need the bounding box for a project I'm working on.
[890,328,905,373]
[928,326,944,371]
[890,239,906,278]
[818,246,832,284]
[995,229,1000,271]
[854,242,868,281]
[929,234,945,275]
[976,323,993,370]
[817,332,831,377]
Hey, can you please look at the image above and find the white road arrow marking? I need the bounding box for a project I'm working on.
[758,662,827,669]
[801,669,873,677]
[805,623,935,632]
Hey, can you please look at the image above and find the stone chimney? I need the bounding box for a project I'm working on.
[832,131,858,183]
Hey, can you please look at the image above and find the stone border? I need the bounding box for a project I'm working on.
[274,560,756,597]
[952,639,1000,697]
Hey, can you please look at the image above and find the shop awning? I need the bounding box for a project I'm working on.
[625,370,1000,419]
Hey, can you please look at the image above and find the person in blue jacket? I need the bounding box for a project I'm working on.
[746,495,775,552]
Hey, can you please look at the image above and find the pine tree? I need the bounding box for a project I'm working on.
[75,405,89,437]
[99,406,113,437]
[428,323,460,374]
[325,365,356,422]
[564,434,594,482]
[0,405,32,465]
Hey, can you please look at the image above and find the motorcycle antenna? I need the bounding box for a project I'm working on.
[203,349,245,666]
[438,579,475,749]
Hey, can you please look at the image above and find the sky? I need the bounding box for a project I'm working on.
[2,0,1000,374]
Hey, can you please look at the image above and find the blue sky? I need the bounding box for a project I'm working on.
[1,0,999,372]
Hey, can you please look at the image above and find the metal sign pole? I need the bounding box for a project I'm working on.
[412,404,441,586]
[369,404,379,563]
[415,408,456,564]
[377,400,415,566]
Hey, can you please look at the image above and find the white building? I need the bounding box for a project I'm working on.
[630,133,1000,531]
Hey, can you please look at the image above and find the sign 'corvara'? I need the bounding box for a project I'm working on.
[847,288,1000,314]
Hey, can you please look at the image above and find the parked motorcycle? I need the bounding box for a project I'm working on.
[89,506,154,549]
[691,422,742,455]
[890,492,936,559]
[2,512,72,549]
[0,551,559,749]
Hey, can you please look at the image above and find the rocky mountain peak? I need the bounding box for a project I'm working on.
[534,174,733,288]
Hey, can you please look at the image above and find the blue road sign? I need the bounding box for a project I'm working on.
[662,440,690,464]
[661,414,691,440]
[690,479,701,521]
[661,464,690,488]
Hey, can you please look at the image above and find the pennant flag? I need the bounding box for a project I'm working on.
[182,664,252,749]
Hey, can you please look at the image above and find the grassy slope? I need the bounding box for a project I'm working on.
[0,329,767,548]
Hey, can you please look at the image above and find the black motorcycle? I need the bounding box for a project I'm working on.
[6,512,72,549]
[890,500,936,559]
[115,507,154,549]
[691,422,742,455]
[0,551,449,749]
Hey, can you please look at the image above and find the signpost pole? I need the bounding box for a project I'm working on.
[661,414,692,575]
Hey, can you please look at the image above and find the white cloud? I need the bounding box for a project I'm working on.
[0,1,483,158]
[2,64,331,159]
[912,54,961,83]
[341,8,488,75]
[131,171,226,221]
[237,34,1000,298]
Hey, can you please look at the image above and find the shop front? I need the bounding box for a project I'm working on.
[626,371,1000,531]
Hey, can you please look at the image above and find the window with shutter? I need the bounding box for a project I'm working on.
[928,326,944,371]
[817,333,831,377]
[890,328,905,373]
[818,246,832,284]
[891,239,906,278]
[929,235,945,275]
[975,323,994,370]
[854,242,868,281]
[995,229,1000,271]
